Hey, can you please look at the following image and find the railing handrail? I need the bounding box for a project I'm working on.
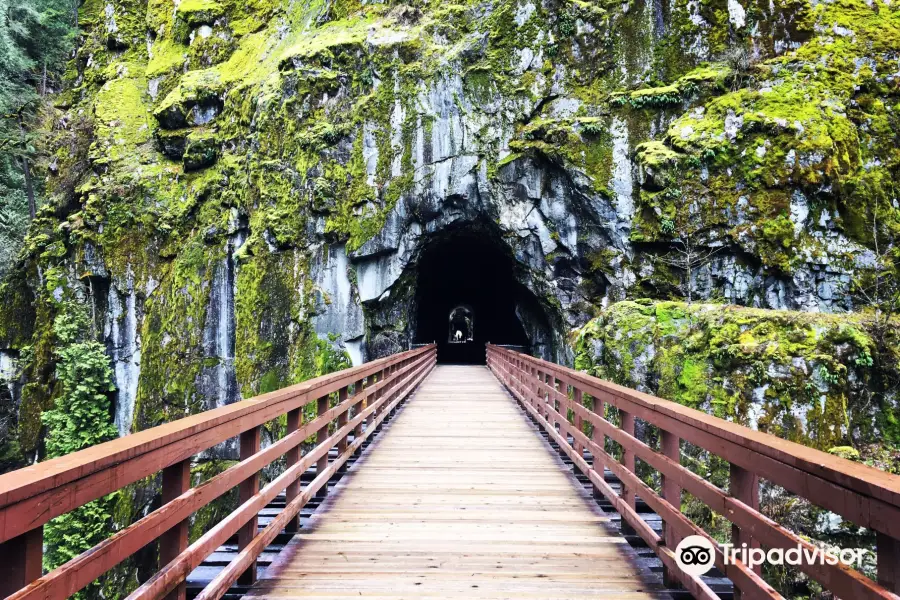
[0,345,432,517]
[491,345,900,509]
[0,344,437,600]
[486,344,900,600]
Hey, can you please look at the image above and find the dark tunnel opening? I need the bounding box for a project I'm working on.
[412,228,545,364]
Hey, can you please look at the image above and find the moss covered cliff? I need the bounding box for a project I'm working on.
[574,300,899,454]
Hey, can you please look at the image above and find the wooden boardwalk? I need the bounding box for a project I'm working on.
[247,365,664,599]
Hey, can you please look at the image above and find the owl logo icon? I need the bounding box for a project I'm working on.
[675,535,716,576]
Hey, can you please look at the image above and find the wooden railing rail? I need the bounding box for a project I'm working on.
[487,344,900,600]
[0,344,437,600]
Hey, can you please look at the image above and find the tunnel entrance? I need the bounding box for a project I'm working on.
[412,228,540,364]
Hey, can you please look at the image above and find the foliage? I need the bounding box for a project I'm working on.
[313,334,352,377]
[0,0,76,278]
[41,304,117,595]
[42,312,117,457]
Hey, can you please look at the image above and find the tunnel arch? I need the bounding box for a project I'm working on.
[410,224,554,364]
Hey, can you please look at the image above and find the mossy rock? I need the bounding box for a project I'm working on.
[155,127,191,159]
[173,0,226,43]
[183,132,219,171]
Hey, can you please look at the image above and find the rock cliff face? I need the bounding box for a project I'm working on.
[574,300,899,455]
[2,0,899,464]
[0,0,897,537]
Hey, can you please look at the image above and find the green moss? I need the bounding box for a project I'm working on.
[93,74,153,162]
[134,234,217,430]
[574,300,898,451]
[176,0,225,24]
[147,38,188,78]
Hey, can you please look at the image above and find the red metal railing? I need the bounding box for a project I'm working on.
[487,344,900,600]
[0,344,437,600]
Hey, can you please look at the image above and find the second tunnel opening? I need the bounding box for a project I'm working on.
[411,227,550,364]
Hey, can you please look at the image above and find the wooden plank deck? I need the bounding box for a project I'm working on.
[246,365,666,599]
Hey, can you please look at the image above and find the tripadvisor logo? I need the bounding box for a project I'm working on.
[675,536,716,576]
[675,535,872,576]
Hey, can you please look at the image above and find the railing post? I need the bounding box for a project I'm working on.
[660,430,682,588]
[878,532,900,593]
[284,406,302,533]
[543,372,552,422]
[620,409,635,535]
[160,458,191,600]
[373,370,383,421]
[353,377,365,440]
[238,425,261,585]
[730,462,761,598]
[338,386,349,465]
[518,359,525,399]
[365,373,376,432]
[316,394,329,483]
[551,376,559,422]
[574,386,584,461]
[0,526,43,597]
[591,393,604,500]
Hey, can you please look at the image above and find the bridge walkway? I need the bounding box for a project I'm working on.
[248,365,664,599]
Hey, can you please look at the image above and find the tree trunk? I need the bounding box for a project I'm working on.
[20,157,35,220]
[41,62,47,96]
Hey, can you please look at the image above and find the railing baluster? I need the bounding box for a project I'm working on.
[574,386,584,461]
[160,459,191,600]
[284,407,302,534]
[730,462,761,596]
[353,377,365,440]
[620,409,636,536]
[0,526,43,597]
[591,392,604,501]
[316,395,329,487]
[878,532,900,593]
[237,425,262,585]
[337,386,349,460]
[660,430,682,588]
[373,370,383,422]
[543,371,551,421]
